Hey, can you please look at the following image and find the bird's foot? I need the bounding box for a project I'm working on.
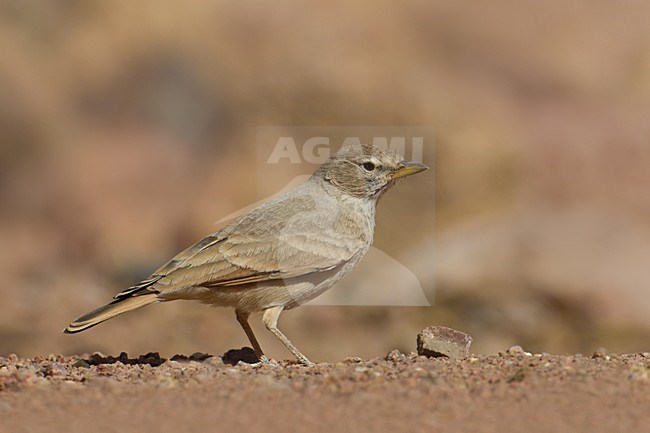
[296,355,314,367]
[257,355,281,367]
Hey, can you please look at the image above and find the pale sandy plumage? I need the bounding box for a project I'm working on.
[64,145,428,365]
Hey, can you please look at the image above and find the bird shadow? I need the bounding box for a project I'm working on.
[85,351,168,367]
[220,347,259,365]
[82,347,260,367]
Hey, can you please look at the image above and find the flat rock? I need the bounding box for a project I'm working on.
[417,326,473,359]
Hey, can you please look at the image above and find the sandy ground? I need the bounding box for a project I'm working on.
[1,349,648,433]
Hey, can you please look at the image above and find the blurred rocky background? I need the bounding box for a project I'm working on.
[1,0,649,361]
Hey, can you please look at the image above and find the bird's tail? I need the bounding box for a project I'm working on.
[63,293,159,334]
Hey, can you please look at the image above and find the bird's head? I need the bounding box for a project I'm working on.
[314,145,428,199]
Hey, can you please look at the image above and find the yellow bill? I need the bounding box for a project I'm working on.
[392,161,429,179]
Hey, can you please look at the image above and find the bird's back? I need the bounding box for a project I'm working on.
[120,176,376,310]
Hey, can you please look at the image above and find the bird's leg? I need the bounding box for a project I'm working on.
[262,306,313,366]
[235,310,270,364]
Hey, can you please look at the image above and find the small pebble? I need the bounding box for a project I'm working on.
[385,349,406,362]
[592,348,610,360]
[73,359,90,368]
[505,345,533,356]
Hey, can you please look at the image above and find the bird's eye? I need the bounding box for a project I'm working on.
[361,162,376,171]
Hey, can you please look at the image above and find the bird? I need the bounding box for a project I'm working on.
[64,144,428,365]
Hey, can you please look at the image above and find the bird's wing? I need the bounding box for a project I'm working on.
[115,189,369,298]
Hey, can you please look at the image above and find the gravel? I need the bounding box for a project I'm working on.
[0,349,648,433]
